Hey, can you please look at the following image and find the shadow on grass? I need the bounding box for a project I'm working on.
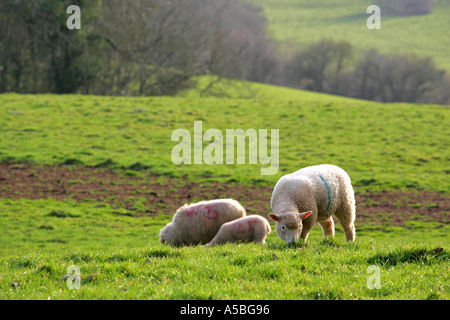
[367,247,447,267]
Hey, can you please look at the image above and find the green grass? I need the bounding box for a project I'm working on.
[250,0,450,71]
[0,87,448,300]
[2,242,448,300]
[1,91,449,192]
[0,199,448,300]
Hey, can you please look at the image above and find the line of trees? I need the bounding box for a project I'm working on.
[283,39,450,105]
[375,0,434,16]
[0,0,277,96]
[0,0,448,105]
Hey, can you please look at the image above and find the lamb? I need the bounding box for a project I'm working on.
[206,215,271,246]
[159,198,246,246]
[269,164,356,244]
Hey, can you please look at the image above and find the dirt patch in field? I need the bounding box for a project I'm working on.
[0,162,448,225]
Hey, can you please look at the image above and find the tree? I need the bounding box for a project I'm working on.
[347,49,444,103]
[0,0,101,94]
[285,39,353,93]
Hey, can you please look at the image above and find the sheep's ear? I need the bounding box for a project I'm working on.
[299,211,312,220]
[268,214,280,222]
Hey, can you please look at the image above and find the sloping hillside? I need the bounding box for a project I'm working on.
[1,88,448,192]
[251,0,450,70]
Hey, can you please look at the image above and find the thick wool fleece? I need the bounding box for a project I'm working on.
[160,199,246,246]
[207,215,271,246]
[270,164,356,241]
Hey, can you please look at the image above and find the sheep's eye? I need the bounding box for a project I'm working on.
[281,226,286,231]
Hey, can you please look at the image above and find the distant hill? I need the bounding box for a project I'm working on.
[250,0,450,71]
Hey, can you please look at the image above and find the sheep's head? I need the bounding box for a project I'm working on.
[268,211,312,244]
[159,223,176,245]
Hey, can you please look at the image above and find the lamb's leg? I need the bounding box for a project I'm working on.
[318,216,335,238]
[206,234,221,246]
[300,217,315,242]
[342,223,356,242]
[335,198,356,242]
[254,230,267,244]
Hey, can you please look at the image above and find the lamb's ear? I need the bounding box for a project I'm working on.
[268,214,280,222]
[299,211,312,220]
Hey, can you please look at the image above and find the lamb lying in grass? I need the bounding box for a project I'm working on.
[159,199,246,246]
[206,215,271,246]
[269,164,356,244]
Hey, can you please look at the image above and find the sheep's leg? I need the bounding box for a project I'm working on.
[335,199,356,242]
[255,231,268,245]
[206,234,222,246]
[318,217,335,238]
[342,223,356,242]
[300,217,315,242]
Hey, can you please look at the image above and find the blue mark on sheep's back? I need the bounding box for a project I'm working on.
[319,175,332,211]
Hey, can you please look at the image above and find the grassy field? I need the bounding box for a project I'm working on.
[1,88,448,192]
[0,87,448,300]
[0,198,448,300]
[250,0,450,71]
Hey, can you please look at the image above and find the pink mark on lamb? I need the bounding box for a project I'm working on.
[235,218,259,234]
[185,205,200,217]
[204,204,219,220]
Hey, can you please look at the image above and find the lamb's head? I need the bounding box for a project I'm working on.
[268,211,312,244]
[159,223,176,245]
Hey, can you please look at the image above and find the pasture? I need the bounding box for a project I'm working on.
[251,0,450,71]
[0,88,448,300]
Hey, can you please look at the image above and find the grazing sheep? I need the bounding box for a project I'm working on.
[160,199,246,246]
[206,215,271,246]
[269,164,356,243]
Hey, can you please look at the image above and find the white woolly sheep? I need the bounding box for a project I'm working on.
[159,198,246,246]
[269,164,356,243]
[206,215,271,246]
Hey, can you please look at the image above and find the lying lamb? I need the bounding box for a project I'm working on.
[206,215,271,246]
[160,198,246,246]
[269,164,356,244]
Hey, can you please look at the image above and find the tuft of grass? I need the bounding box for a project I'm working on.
[367,247,448,267]
[46,210,80,218]
[62,158,84,165]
